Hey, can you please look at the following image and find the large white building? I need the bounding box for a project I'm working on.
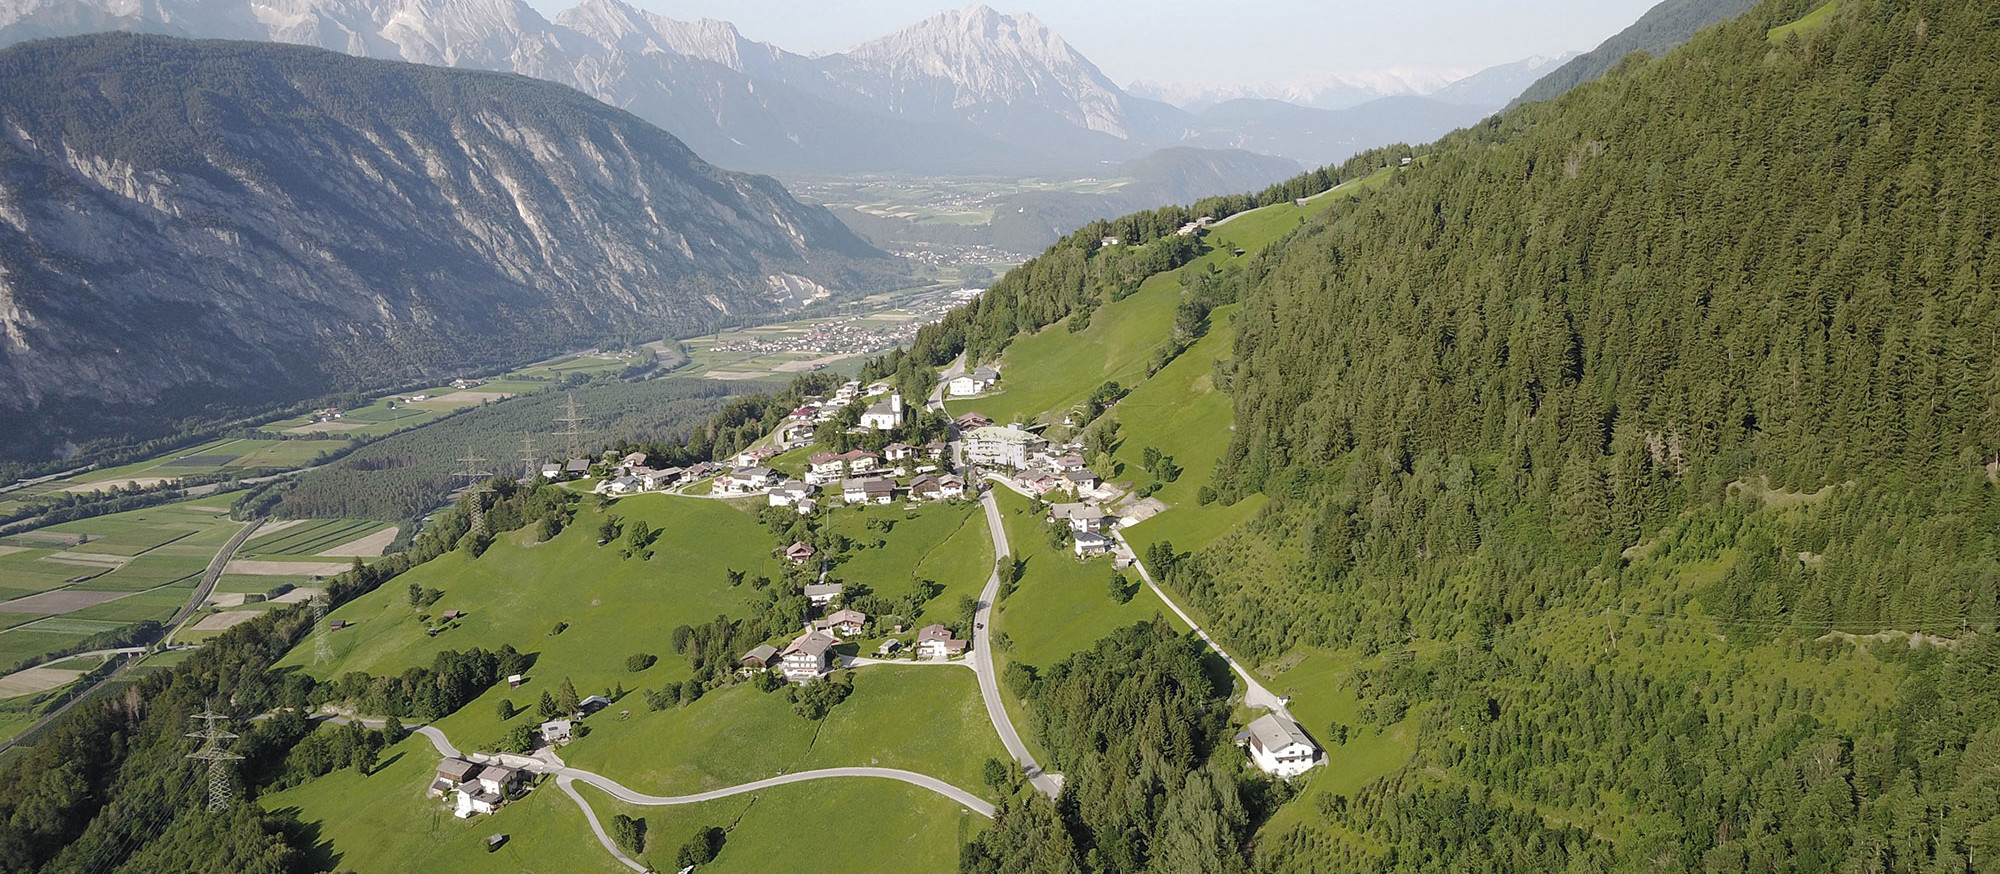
[1234,714,1323,778]
[860,394,905,430]
[963,425,1045,469]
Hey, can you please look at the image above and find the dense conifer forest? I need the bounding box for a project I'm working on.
[952,1,2000,871]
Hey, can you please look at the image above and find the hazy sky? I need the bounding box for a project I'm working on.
[555,0,1665,89]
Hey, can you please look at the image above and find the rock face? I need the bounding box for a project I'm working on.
[0,0,1196,174]
[0,33,884,460]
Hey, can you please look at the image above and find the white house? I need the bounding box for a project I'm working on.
[804,582,844,607]
[842,477,896,505]
[770,482,815,507]
[1064,468,1102,493]
[1073,531,1115,557]
[806,452,848,484]
[947,366,1000,397]
[1050,503,1110,533]
[1234,714,1323,778]
[454,764,520,818]
[620,452,649,469]
[729,466,778,491]
[540,463,562,479]
[860,394,905,431]
[540,719,573,746]
[937,474,967,500]
[780,630,838,681]
[603,475,640,495]
[964,426,1045,469]
[915,624,968,660]
[883,442,917,462]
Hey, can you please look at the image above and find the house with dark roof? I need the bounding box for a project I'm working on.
[813,608,868,637]
[741,644,779,669]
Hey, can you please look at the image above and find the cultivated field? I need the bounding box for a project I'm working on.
[241,519,390,557]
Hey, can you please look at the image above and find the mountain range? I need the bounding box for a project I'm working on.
[0,32,885,462]
[0,0,1564,176]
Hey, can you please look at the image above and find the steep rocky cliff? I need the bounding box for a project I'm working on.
[0,32,885,461]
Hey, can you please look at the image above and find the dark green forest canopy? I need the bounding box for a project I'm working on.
[1162,0,2000,870]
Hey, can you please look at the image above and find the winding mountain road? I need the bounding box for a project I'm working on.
[405,722,994,871]
[973,489,1063,798]
[1111,529,1292,719]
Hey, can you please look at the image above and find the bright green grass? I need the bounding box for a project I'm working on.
[259,734,630,874]
[989,488,1184,671]
[243,519,386,556]
[1256,648,1418,843]
[551,664,1003,798]
[15,617,126,634]
[945,271,1182,427]
[827,502,989,607]
[795,665,1005,793]
[1769,0,1838,40]
[588,776,982,874]
[284,495,782,690]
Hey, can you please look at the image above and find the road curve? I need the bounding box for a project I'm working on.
[974,490,1063,798]
[403,721,995,872]
[1112,529,1291,719]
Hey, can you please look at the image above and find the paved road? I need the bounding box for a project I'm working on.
[1111,530,1291,719]
[974,490,1063,798]
[164,517,264,646]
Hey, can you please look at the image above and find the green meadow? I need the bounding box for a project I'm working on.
[259,734,629,874]
[595,776,982,874]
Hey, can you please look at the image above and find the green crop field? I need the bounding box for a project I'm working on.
[592,776,982,874]
[259,734,630,874]
[243,519,388,556]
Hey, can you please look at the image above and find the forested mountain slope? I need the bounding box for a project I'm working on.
[0,33,885,464]
[1510,0,1760,106]
[904,1,1999,871]
[1182,0,1998,868]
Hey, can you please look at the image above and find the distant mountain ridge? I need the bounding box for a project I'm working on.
[1510,0,1760,106]
[0,33,885,462]
[0,0,1566,175]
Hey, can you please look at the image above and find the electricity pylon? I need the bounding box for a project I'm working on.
[185,710,242,812]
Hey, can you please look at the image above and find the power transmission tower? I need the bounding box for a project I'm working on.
[453,447,494,537]
[185,709,242,812]
[311,590,332,665]
[555,393,587,460]
[518,432,539,482]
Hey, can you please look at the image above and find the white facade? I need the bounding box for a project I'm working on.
[964,426,1044,469]
[1235,714,1323,778]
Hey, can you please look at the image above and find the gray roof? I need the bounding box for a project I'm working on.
[734,466,775,478]
[742,644,778,663]
[438,758,480,781]
[1234,714,1317,753]
[783,630,837,657]
[1052,503,1107,521]
[476,764,516,784]
[804,583,844,598]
